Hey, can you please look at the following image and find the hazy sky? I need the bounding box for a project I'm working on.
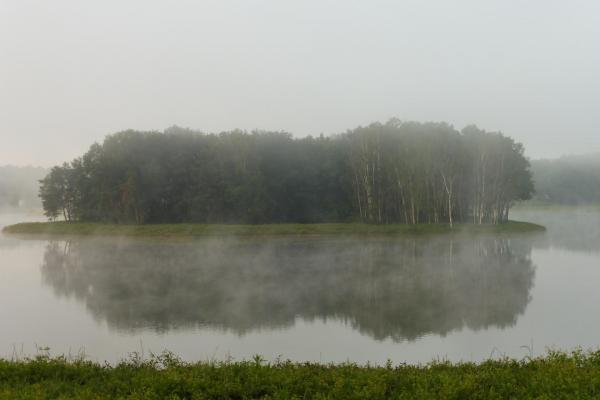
[1,0,599,166]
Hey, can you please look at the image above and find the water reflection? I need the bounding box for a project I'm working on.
[41,236,535,341]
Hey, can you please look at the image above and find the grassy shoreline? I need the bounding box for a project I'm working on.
[1,351,599,399]
[2,220,545,238]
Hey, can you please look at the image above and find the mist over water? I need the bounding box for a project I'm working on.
[39,237,534,340]
[1,209,600,364]
[512,208,600,254]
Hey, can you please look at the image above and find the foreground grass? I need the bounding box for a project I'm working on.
[2,221,545,238]
[1,351,600,399]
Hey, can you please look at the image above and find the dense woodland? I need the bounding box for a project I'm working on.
[39,120,534,225]
[530,154,600,205]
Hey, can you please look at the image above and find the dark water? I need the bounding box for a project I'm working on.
[1,210,599,364]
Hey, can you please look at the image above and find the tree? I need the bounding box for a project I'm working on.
[39,121,534,225]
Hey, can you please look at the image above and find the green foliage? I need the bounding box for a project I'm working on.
[39,163,80,221]
[2,221,545,237]
[38,121,534,225]
[1,351,600,399]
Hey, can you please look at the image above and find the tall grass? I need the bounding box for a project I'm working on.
[1,350,599,399]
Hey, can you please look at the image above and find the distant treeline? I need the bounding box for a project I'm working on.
[530,154,600,205]
[0,166,46,211]
[39,120,533,224]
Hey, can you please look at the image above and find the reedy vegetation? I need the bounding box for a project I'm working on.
[1,350,600,399]
[39,120,533,225]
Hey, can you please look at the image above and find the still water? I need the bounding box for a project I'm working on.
[1,210,599,364]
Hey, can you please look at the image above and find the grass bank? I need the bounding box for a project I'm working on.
[2,220,545,238]
[1,351,599,399]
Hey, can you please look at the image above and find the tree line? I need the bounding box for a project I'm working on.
[530,153,600,205]
[39,120,534,225]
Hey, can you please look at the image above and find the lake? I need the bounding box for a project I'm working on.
[1,209,599,364]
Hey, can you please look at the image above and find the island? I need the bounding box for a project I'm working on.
[7,121,539,235]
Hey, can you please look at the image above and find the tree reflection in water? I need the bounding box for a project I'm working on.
[41,236,535,341]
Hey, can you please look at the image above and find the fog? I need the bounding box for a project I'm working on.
[2,0,600,369]
[2,0,600,166]
[38,236,534,340]
[3,208,600,364]
[512,208,600,253]
[0,166,46,211]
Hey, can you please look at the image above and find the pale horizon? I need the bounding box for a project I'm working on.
[2,0,599,166]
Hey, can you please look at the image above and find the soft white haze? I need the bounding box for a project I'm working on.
[1,0,599,166]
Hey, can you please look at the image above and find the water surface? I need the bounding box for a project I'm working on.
[1,210,599,364]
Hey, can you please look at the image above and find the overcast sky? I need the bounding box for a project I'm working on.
[1,0,599,166]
